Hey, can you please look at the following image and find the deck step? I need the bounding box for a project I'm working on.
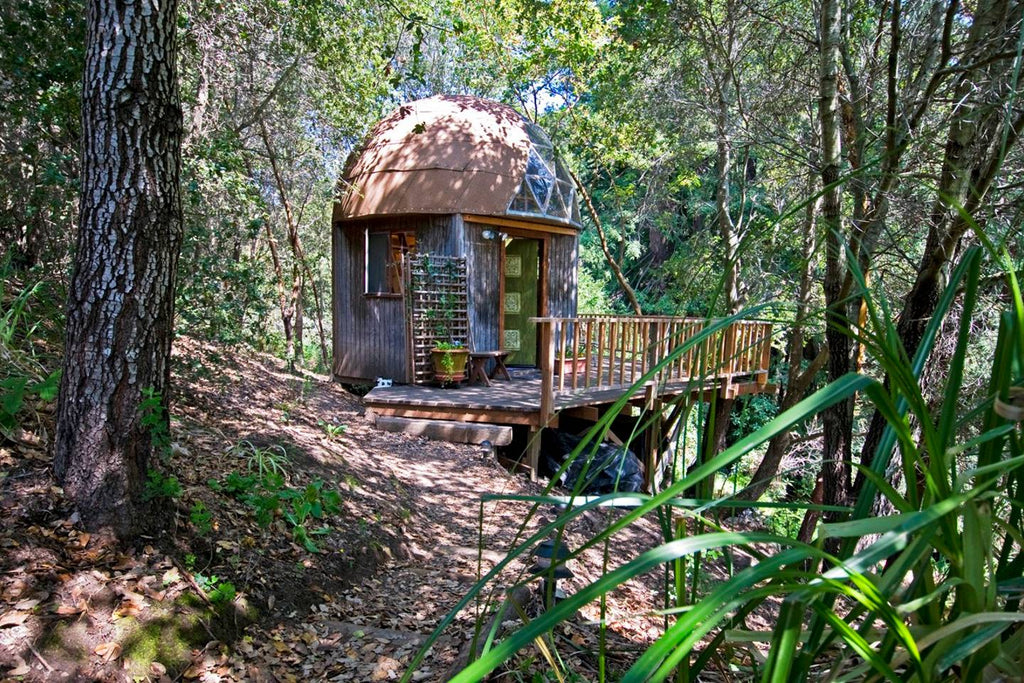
[374,416,514,446]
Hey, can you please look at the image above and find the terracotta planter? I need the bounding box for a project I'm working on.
[554,356,588,376]
[430,348,470,384]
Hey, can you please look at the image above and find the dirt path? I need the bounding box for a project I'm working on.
[1,340,672,682]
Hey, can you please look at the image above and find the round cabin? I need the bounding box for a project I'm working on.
[332,95,582,385]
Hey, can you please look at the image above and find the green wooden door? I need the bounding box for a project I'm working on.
[502,238,539,365]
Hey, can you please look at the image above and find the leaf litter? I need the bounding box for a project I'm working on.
[0,337,685,682]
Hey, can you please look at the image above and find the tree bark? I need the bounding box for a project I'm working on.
[817,0,854,516]
[54,0,183,537]
[855,0,1024,488]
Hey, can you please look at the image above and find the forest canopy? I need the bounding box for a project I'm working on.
[2,0,1024,679]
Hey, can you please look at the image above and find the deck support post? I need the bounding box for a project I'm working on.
[527,428,542,482]
[531,320,558,481]
[643,384,664,492]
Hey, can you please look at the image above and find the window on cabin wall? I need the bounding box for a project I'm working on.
[365,230,416,295]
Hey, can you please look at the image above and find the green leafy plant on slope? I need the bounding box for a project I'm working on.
[0,266,61,436]
[208,441,343,552]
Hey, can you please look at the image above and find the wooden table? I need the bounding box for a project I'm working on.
[468,350,512,387]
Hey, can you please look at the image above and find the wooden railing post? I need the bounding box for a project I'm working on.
[538,319,555,425]
[721,321,738,398]
[757,322,772,386]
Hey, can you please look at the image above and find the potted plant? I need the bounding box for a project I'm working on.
[554,343,588,377]
[431,340,469,384]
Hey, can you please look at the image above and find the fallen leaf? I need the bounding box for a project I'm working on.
[94,641,122,661]
[0,611,28,627]
[14,598,41,611]
[8,657,30,676]
[114,599,142,618]
[55,602,85,615]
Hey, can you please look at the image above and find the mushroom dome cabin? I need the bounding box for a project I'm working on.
[331,95,582,384]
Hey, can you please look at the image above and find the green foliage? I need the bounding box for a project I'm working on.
[415,246,1024,682]
[207,471,258,496]
[0,0,84,267]
[189,501,213,535]
[139,387,172,458]
[176,143,274,346]
[193,573,236,605]
[0,263,62,436]
[208,441,342,552]
[728,394,778,444]
[142,469,182,502]
[317,419,347,440]
[0,370,59,432]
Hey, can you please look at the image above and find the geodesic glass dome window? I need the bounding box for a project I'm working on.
[507,123,581,225]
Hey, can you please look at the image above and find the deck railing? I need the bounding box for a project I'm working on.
[530,316,773,422]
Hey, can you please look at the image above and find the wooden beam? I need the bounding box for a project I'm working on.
[463,214,579,236]
[562,405,600,421]
[366,404,541,426]
[730,381,777,397]
[374,416,513,446]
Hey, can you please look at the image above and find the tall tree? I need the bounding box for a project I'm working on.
[54,0,183,536]
[856,0,1024,483]
[817,0,853,516]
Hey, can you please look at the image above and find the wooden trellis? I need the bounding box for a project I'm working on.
[405,254,469,385]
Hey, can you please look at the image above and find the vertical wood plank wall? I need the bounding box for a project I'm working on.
[333,215,456,383]
[548,233,578,318]
[464,223,502,353]
[333,213,580,383]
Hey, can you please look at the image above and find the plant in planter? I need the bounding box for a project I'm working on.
[431,340,469,384]
[554,342,588,376]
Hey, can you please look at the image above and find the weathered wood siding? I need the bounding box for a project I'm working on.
[333,215,457,383]
[464,222,502,353]
[548,232,578,317]
[332,212,578,381]
[417,214,465,255]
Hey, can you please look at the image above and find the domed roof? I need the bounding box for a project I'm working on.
[336,95,580,227]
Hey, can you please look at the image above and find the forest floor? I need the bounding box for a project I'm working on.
[0,338,770,682]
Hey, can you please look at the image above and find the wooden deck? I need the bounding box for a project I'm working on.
[364,374,766,428]
[365,315,774,427]
[364,314,774,482]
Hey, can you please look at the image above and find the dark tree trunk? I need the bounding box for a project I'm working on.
[54,0,183,537]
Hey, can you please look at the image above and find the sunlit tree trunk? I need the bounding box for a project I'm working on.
[817,0,854,516]
[54,0,183,536]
